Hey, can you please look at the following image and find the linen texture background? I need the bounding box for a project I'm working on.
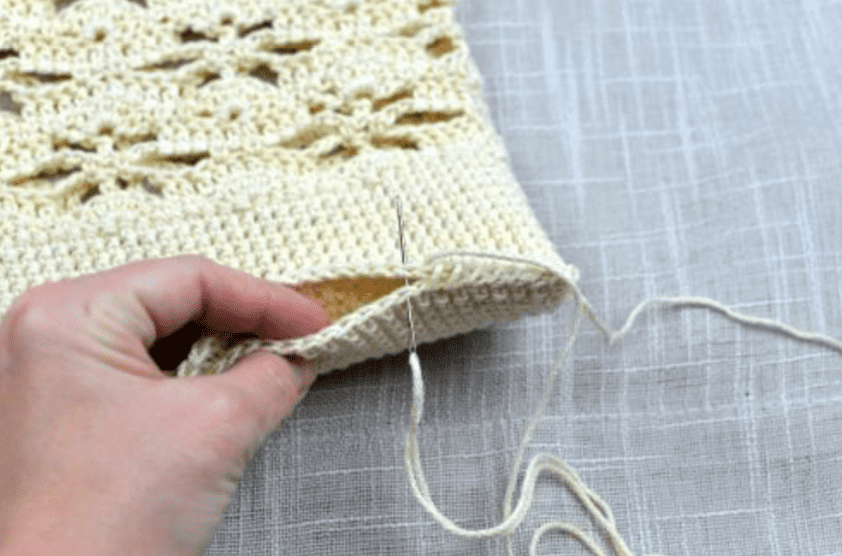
[205,0,842,554]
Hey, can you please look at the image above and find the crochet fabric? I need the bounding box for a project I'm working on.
[0,0,578,375]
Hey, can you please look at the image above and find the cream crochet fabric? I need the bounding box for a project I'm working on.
[0,0,578,375]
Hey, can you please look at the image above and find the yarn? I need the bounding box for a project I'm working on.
[423,251,842,356]
[402,250,842,555]
[4,2,841,552]
[0,0,579,377]
[605,296,842,353]
[402,250,654,555]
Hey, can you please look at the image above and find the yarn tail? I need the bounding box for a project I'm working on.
[404,277,842,555]
[404,298,651,555]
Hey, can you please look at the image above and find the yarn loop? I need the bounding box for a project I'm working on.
[404,251,842,555]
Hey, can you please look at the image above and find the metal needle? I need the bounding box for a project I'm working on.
[394,198,418,354]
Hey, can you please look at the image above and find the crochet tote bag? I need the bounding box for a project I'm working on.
[0,0,578,374]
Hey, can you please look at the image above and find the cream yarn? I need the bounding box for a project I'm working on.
[0,0,577,375]
[401,252,842,555]
[4,2,842,555]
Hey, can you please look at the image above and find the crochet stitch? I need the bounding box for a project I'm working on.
[0,0,578,375]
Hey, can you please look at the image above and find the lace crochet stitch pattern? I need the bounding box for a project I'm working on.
[0,0,578,375]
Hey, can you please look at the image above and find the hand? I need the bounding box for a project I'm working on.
[0,256,331,556]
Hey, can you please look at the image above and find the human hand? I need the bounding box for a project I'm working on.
[0,256,331,556]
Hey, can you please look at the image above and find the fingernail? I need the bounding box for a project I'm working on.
[289,360,316,406]
[288,356,315,390]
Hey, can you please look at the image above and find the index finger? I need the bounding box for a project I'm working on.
[85,255,332,348]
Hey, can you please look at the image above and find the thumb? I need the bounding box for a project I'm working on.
[209,351,317,442]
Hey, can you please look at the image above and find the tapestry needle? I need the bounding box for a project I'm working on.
[394,198,418,355]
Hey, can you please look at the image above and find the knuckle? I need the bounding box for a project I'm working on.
[180,254,214,268]
[5,283,64,338]
[202,388,250,425]
[193,386,263,463]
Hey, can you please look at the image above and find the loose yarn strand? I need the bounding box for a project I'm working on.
[401,265,651,551]
[399,217,630,546]
[426,251,842,356]
[607,296,842,353]
[402,252,840,555]
[404,306,653,555]
[502,296,584,555]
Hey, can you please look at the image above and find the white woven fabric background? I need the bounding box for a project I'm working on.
[206,0,842,554]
